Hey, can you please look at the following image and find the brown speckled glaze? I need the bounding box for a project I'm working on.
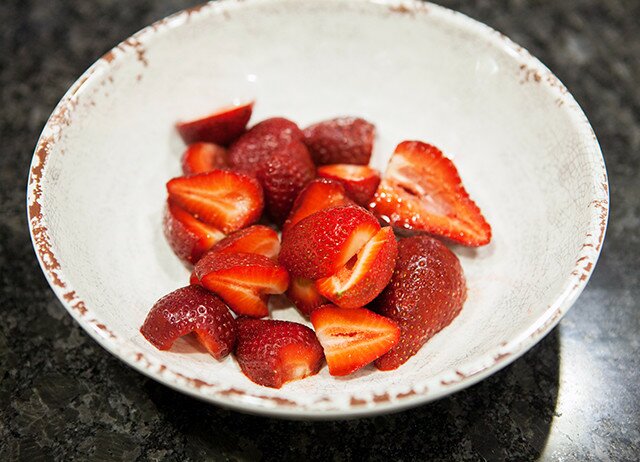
[27,0,608,418]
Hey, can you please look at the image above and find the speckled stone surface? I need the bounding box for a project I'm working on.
[1,0,638,460]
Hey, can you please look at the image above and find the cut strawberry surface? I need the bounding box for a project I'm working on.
[316,226,397,308]
[303,117,375,165]
[286,277,328,317]
[317,164,380,206]
[189,269,200,286]
[235,318,324,388]
[310,305,399,376]
[181,142,228,175]
[282,178,351,236]
[369,141,491,246]
[279,205,380,279]
[208,225,280,260]
[163,201,225,265]
[195,252,289,318]
[166,170,263,234]
[140,285,236,360]
[372,235,466,371]
[176,101,253,146]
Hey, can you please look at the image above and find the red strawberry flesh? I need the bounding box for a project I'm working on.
[140,285,236,359]
[310,305,399,376]
[176,101,253,146]
[208,225,280,260]
[303,117,375,165]
[286,276,328,317]
[181,142,228,175]
[195,252,289,318]
[235,318,324,388]
[369,141,491,246]
[373,235,466,370]
[317,164,381,206]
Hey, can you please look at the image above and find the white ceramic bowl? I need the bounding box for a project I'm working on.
[28,0,608,418]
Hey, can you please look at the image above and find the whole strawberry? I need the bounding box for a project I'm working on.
[303,117,375,165]
[372,235,466,370]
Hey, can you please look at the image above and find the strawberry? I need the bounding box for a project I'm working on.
[189,269,200,286]
[163,200,225,264]
[310,305,399,376]
[176,101,253,146]
[227,117,304,176]
[316,226,397,308]
[166,170,263,234]
[194,252,289,318]
[279,205,380,280]
[282,178,351,236]
[140,285,236,359]
[286,277,328,317]
[256,141,316,224]
[317,164,380,206]
[234,318,324,388]
[369,141,491,246]
[208,225,280,260]
[302,117,375,165]
[372,235,466,371]
[181,142,228,175]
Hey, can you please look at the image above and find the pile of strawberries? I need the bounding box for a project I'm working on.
[140,102,491,388]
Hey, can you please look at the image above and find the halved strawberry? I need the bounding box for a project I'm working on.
[208,225,280,260]
[228,117,304,176]
[163,200,225,265]
[369,141,491,246]
[317,164,380,206]
[140,285,236,359]
[176,101,253,146]
[189,270,200,286]
[282,178,351,236]
[286,277,328,317]
[181,142,228,175]
[302,117,375,165]
[166,170,263,234]
[372,235,466,371]
[256,141,316,224]
[279,205,380,279]
[310,305,399,376]
[235,318,324,388]
[316,226,397,308]
[195,252,289,318]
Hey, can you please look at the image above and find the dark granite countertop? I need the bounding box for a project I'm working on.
[1,0,638,460]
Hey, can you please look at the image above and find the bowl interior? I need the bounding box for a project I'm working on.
[29,0,607,416]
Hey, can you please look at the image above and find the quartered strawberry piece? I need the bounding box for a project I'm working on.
[279,205,380,280]
[208,225,280,260]
[140,285,236,360]
[181,142,228,175]
[303,117,375,165]
[227,117,304,176]
[176,101,253,146]
[310,305,399,376]
[195,252,289,318]
[235,318,324,388]
[372,235,466,371]
[369,141,491,246]
[166,170,263,234]
[163,200,225,265]
[286,276,328,317]
[256,141,316,224]
[316,226,397,308]
[282,178,351,236]
[317,164,380,206]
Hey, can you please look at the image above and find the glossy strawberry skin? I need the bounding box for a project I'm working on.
[235,318,324,388]
[176,102,253,146]
[181,142,228,175]
[140,285,236,359]
[279,205,380,280]
[208,225,280,260]
[195,252,289,318]
[317,164,380,206]
[369,141,491,246]
[372,235,466,371]
[163,201,225,265]
[303,117,375,165]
